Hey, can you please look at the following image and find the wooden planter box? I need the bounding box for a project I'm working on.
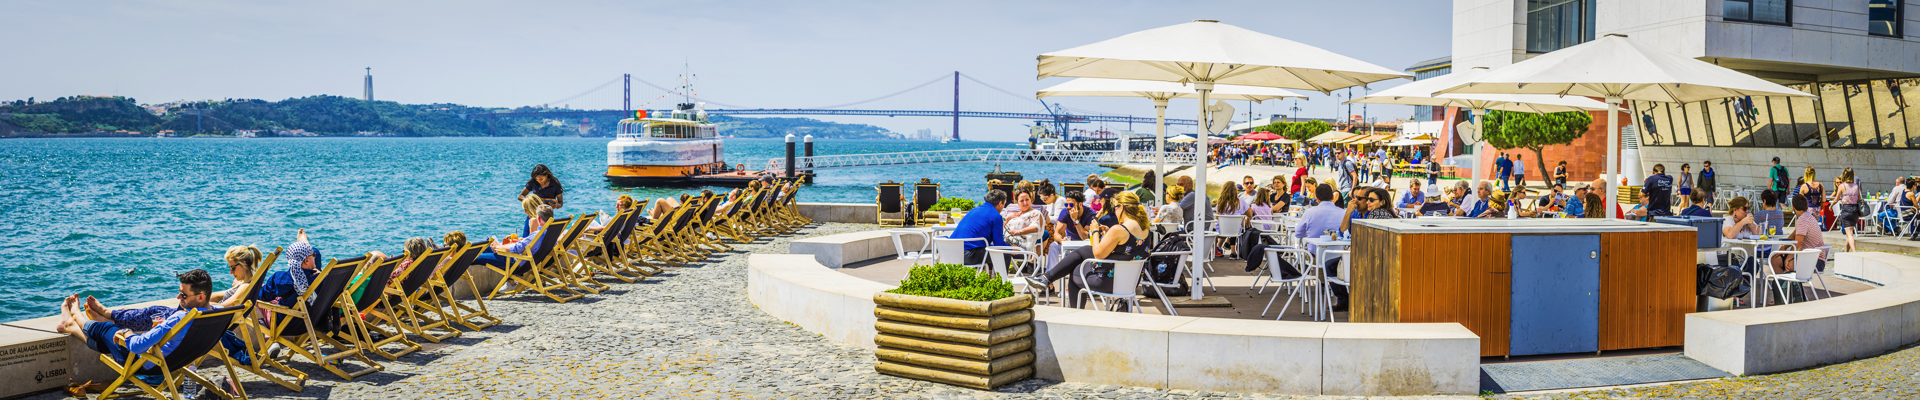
[871,292,1035,390]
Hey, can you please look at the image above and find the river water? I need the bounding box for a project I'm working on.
[0,137,1107,322]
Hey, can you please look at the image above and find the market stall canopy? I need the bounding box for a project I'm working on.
[1347,66,1610,113]
[1168,134,1199,143]
[1036,78,1307,102]
[1383,139,1432,147]
[1036,20,1409,94]
[1239,131,1283,141]
[1432,34,1814,102]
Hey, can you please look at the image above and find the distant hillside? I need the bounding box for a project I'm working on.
[1,95,900,138]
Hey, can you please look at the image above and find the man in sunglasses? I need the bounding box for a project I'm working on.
[55,269,241,389]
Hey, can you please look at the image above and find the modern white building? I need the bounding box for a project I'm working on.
[1452,0,1920,189]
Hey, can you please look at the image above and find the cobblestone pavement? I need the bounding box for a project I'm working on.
[1498,343,1920,400]
[36,222,1476,400]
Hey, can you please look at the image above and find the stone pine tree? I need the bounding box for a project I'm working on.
[1483,110,1593,187]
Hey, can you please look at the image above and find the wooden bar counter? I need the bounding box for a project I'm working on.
[1349,218,1695,357]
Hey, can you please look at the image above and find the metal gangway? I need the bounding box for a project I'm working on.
[765,148,1197,172]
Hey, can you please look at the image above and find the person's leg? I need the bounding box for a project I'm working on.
[1323,256,1349,310]
[105,305,175,332]
[962,247,986,266]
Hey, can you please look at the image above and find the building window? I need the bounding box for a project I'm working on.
[1525,0,1595,53]
[1871,0,1903,37]
[1725,0,1791,25]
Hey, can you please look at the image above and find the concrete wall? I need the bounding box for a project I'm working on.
[1639,146,1918,190]
[789,229,928,269]
[797,202,877,224]
[1685,252,1920,375]
[1596,0,1920,79]
[746,253,1482,396]
[1452,0,1529,70]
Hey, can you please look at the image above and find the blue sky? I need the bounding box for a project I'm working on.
[1,0,1450,141]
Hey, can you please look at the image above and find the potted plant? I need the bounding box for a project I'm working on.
[872,264,1034,390]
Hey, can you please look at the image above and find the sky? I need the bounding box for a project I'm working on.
[1,0,1451,141]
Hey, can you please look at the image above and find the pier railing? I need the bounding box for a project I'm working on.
[764,149,1197,172]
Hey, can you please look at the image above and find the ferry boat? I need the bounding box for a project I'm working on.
[605,102,726,186]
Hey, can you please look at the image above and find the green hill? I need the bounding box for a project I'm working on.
[1,95,899,138]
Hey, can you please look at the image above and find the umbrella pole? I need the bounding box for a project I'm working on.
[1191,83,1212,301]
[1605,97,1620,220]
[1155,98,1168,206]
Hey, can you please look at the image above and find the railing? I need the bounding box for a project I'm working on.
[765,149,1198,171]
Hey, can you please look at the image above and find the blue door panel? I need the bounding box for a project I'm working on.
[1509,234,1600,356]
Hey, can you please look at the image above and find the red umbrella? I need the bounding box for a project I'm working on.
[1240,131,1283,141]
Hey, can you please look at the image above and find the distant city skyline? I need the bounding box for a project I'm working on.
[0,0,1448,141]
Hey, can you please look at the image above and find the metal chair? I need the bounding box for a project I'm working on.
[1257,246,1321,319]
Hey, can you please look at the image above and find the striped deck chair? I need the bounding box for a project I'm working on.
[95,305,249,400]
[255,255,384,380]
[488,216,585,303]
[344,253,423,359]
[429,240,501,331]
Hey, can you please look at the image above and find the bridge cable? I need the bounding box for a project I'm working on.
[542,77,621,108]
[797,73,952,109]
[628,76,754,109]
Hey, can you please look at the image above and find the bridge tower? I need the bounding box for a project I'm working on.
[623,74,631,116]
[952,71,959,142]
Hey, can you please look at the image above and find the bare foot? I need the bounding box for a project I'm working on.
[84,296,109,322]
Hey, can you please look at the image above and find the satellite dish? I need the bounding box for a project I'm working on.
[1206,100,1236,135]
[1456,119,1482,145]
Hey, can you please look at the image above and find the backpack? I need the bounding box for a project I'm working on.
[1773,165,1791,190]
[1145,233,1192,297]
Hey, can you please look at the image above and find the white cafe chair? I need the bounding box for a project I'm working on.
[886,229,934,267]
[1765,249,1829,305]
[1259,247,1320,320]
[932,237,987,271]
[1076,259,1148,313]
[1319,249,1352,322]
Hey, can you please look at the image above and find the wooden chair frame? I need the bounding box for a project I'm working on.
[96,306,248,400]
[346,254,423,360]
[488,216,587,303]
[253,256,384,380]
[226,247,310,392]
[428,241,502,331]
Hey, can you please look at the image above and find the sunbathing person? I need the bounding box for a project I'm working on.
[56,269,243,389]
[649,194,689,222]
[476,205,554,293]
[587,195,639,233]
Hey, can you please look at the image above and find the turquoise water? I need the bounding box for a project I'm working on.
[0,137,1105,323]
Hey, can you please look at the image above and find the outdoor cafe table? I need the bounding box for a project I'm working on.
[1348,218,1695,357]
[1724,236,1799,308]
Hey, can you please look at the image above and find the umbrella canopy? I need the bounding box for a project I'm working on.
[1037,20,1410,93]
[1433,33,1815,221]
[1432,34,1813,102]
[1272,138,1299,144]
[1403,133,1438,141]
[1167,134,1199,143]
[1239,131,1283,141]
[1037,78,1308,102]
[1347,66,1610,113]
[1383,139,1431,147]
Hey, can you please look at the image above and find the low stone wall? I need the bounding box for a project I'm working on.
[798,202,876,224]
[2,298,180,390]
[746,253,1481,396]
[1685,252,1920,375]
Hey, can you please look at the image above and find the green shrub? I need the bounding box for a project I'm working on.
[886,263,1016,302]
[928,197,977,213]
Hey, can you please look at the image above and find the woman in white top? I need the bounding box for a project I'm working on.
[1003,191,1046,253]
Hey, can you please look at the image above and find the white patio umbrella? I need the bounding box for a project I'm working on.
[1038,78,1305,204]
[1039,19,1407,302]
[1347,66,1609,169]
[1434,34,1814,219]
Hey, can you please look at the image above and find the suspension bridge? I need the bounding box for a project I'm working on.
[463,71,1210,140]
[764,148,1198,173]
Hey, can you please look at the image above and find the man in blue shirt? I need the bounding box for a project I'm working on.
[1566,186,1588,218]
[1397,179,1425,211]
[1641,163,1677,217]
[1494,153,1513,191]
[951,190,1010,265]
[56,269,215,379]
[1294,184,1346,254]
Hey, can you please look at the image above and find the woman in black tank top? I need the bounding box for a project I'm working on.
[1039,192,1154,309]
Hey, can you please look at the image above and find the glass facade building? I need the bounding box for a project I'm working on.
[1633,79,1920,149]
[1526,0,1596,53]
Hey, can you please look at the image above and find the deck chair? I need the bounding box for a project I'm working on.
[1061,183,1087,200]
[254,256,384,380]
[549,211,611,294]
[575,209,645,282]
[913,183,941,224]
[383,246,461,343]
[429,240,501,331]
[695,197,737,251]
[629,207,690,267]
[778,182,810,225]
[345,254,423,359]
[608,209,667,275]
[488,216,586,303]
[706,195,759,244]
[226,247,308,392]
[989,182,1016,197]
[95,305,248,400]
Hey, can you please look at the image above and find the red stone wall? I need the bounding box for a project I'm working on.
[1469,100,1634,187]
